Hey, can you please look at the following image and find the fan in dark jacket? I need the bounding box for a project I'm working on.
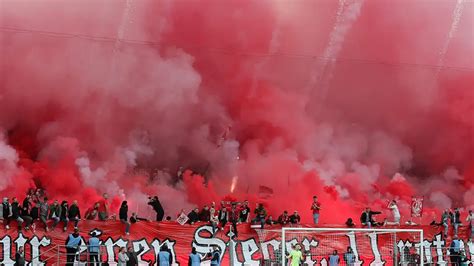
[3,198,12,229]
[360,208,382,227]
[289,211,301,224]
[126,245,145,266]
[188,208,200,225]
[148,196,164,221]
[59,201,69,232]
[68,200,81,229]
[119,201,131,235]
[10,198,24,230]
[199,206,211,222]
[15,246,26,266]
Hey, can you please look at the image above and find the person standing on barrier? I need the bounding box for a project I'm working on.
[451,208,461,236]
[119,201,131,235]
[229,203,239,238]
[209,202,219,236]
[88,232,100,266]
[65,228,81,266]
[440,209,450,237]
[384,200,401,226]
[98,193,109,221]
[467,210,474,238]
[311,196,321,225]
[148,196,164,221]
[188,247,201,266]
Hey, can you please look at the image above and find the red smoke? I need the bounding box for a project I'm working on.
[0,0,472,224]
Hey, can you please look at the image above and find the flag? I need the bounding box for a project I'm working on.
[258,185,274,199]
[411,196,424,217]
[176,211,189,225]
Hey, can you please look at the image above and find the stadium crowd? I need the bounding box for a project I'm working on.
[1,188,473,238]
[1,188,474,266]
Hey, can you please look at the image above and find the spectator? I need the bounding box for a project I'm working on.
[30,201,39,222]
[360,208,381,228]
[229,204,239,237]
[449,235,461,266]
[157,246,172,266]
[118,247,129,266]
[209,202,219,236]
[218,201,228,230]
[345,218,356,227]
[130,212,147,224]
[97,193,109,221]
[344,247,355,266]
[329,250,340,266]
[165,216,172,221]
[253,203,267,229]
[2,198,11,229]
[188,247,201,266]
[10,198,24,230]
[450,208,461,236]
[148,196,164,221]
[289,211,301,224]
[199,205,210,222]
[59,200,69,232]
[65,228,81,266]
[384,200,400,226]
[188,208,200,225]
[311,196,321,224]
[49,200,61,230]
[441,209,450,237]
[460,250,469,266]
[466,210,473,238]
[209,246,221,266]
[278,211,290,225]
[88,232,100,266]
[119,201,131,235]
[19,203,33,231]
[286,244,303,266]
[127,245,145,266]
[22,195,32,213]
[85,203,100,220]
[15,246,26,266]
[39,197,50,231]
[266,215,278,225]
[239,200,251,223]
[68,200,81,229]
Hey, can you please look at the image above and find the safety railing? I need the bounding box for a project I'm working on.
[423,246,473,266]
[30,244,108,265]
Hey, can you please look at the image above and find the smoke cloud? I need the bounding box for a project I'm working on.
[0,0,472,223]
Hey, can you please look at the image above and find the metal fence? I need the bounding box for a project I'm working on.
[31,244,108,265]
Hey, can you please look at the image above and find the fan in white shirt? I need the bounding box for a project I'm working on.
[384,200,401,226]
